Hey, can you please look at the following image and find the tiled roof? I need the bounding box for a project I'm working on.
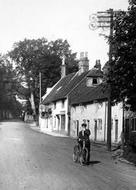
[87,68,103,77]
[42,71,89,104]
[69,77,108,105]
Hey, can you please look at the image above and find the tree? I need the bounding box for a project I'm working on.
[9,38,78,116]
[106,1,136,111]
[0,55,23,119]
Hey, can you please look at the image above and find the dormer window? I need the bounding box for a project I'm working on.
[92,78,98,85]
[86,66,103,87]
[86,77,102,87]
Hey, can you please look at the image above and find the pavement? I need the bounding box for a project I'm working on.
[27,122,68,137]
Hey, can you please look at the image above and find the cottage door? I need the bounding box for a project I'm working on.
[115,119,118,142]
[61,115,65,130]
[94,120,97,141]
[125,119,130,143]
[76,120,79,136]
[56,115,60,131]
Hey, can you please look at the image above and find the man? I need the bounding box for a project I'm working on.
[78,123,91,164]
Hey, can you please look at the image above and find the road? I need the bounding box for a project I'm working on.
[0,121,136,190]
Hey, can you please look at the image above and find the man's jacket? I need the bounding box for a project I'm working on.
[78,129,90,142]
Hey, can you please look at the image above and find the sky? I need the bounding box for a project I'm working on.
[0,0,129,68]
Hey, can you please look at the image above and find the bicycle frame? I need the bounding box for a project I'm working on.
[73,139,89,165]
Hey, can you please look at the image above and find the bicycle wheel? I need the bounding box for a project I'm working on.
[79,154,84,165]
[80,148,88,165]
[73,145,79,162]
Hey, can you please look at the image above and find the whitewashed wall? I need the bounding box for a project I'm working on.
[111,103,123,143]
[70,101,123,144]
[39,99,69,134]
[39,116,53,132]
[52,99,68,132]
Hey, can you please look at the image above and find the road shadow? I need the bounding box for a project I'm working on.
[89,161,101,165]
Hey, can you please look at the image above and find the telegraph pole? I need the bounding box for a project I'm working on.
[89,9,114,151]
[39,72,42,104]
[107,9,114,151]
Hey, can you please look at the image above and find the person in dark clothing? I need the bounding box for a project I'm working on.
[78,123,91,164]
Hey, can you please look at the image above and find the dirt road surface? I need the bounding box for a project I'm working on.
[0,121,136,190]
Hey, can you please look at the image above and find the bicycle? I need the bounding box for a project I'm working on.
[73,139,89,165]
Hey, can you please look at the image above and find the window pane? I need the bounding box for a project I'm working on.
[93,78,97,84]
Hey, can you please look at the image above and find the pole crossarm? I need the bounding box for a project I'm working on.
[89,11,111,30]
[89,9,122,31]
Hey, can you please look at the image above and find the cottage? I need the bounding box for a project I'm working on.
[39,52,89,135]
[69,66,123,144]
[40,53,124,144]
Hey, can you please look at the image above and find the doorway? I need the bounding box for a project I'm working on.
[94,120,97,141]
[125,119,130,143]
[76,120,79,136]
[61,114,65,130]
[115,119,118,142]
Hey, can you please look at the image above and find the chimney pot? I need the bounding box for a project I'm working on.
[61,55,66,78]
[78,52,89,75]
[94,59,101,71]
[80,52,84,59]
[85,52,88,58]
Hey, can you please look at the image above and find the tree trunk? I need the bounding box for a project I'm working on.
[29,92,36,116]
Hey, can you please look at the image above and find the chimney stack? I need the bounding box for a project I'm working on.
[94,59,101,71]
[78,52,89,75]
[61,55,66,78]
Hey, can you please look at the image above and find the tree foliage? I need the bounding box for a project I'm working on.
[106,1,136,111]
[0,55,23,119]
[9,38,78,114]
